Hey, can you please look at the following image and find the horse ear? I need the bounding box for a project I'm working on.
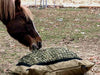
[15,0,21,8]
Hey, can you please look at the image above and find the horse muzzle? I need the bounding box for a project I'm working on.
[30,42,42,51]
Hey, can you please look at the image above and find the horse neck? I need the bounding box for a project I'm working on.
[1,18,10,26]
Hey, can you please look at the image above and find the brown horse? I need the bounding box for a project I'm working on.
[0,0,42,51]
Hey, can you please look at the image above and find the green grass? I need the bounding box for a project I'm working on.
[31,8,100,43]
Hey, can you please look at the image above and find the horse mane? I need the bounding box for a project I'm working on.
[0,0,33,21]
[0,0,15,20]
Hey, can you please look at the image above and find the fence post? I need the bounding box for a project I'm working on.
[45,0,47,8]
[40,0,47,8]
[54,0,55,7]
[35,0,37,7]
[40,0,42,7]
[43,0,45,8]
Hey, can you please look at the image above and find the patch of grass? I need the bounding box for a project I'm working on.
[0,22,6,31]
[70,33,85,42]
[57,8,83,11]
[31,8,100,43]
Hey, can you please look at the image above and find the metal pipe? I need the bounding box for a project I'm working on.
[45,0,47,8]
[35,0,37,7]
[54,0,55,7]
[40,0,42,8]
[43,0,45,8]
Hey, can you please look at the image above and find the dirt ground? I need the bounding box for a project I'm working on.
[67,39,100,75]
[0,8,100,75]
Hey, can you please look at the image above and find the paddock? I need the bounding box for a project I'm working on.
[0,5,100,75]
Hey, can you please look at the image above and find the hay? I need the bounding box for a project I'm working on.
[17,47,81,66]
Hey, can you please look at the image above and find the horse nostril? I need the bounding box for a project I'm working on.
[30,42,42,51]
[37,42,42,49]
[32,45,38,50]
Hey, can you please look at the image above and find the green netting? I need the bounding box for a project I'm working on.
[17,47,81,66]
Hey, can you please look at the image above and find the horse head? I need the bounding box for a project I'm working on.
[0,0,42,51]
